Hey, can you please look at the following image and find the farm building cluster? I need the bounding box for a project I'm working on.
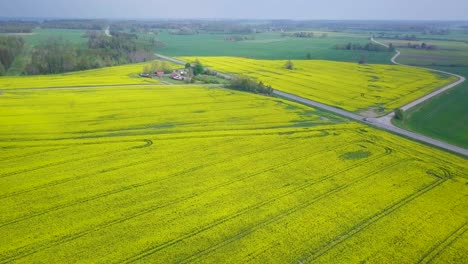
[140,69,190,81]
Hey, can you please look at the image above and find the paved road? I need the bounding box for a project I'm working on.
[154,53,186,65]
[371,38,466,111]
[275,90,468,156]
[369,37,467,155]
[155,53,468,156]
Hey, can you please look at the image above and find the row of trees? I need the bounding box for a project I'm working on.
[0,36,25,75]
[406,42,436,50]
[335,42,393,52]
[377,33,419,41]
[0,21,38,33]
[281,32,328,38]
[226,76,273,95]
[42,20,105,30]
[224,35,255,42]
[142,61,172,74]
[25,32,156,75]
[168,27,198,35]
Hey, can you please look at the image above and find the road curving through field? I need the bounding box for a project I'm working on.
[370,37,466,112]
[154,53,468,156]
[274,90,468,156]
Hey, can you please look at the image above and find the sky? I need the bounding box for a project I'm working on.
[0,0,467,20]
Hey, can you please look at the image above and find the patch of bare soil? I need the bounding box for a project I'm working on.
[359,107,383,118]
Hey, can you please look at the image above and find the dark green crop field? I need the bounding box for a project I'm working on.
[393,66,468,148]
[153,31,393,64]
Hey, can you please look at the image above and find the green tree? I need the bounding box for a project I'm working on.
[394,108,405,120]
[143,64,151,73]
[0,62,5,76]
[306,52,312,60]
[226,76,273,95]
[193,60,204,75]
[285,60,294,70]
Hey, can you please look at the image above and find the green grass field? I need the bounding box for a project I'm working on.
[22,28,89,46]
[154,31,393,64]
[1,84,467,263]
[375,37,468,67]
[393,66,468,148]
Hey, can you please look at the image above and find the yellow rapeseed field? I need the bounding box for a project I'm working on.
[0,85,466,263]
[0,60,179,89]
[180,56,457,115]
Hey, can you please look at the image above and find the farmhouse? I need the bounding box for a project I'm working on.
[156,71,164,77]
[171,73,183,80]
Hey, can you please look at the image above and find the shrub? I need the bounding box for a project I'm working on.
[226,76,273,95]
[285,60,295,70]
[394,108,405,120]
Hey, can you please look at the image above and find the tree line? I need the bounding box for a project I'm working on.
[42,20,106,30]
[25,32,156,75]
[281,32,328,38]
[226,76,273,95]
[224,35,255,42]
[405,42,436,50]
[335,42,393,52]
[0,36,25,75]
[0,21,38,33]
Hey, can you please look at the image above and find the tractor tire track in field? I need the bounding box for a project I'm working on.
[0,139,153,179]
[1,140,382,263]
[0,137,285,226]
[0,146,69,162]
[0,136,258,201]
[0,124,332,143]
[0,135,323,228]
[0,150,154,201]
[0,140,154,199]
[417,222,467,264]
[152,157,406,264]
[121,148,394,263]
[0,129,331,201]
[296,173,448,263]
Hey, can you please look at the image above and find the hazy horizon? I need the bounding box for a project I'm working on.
[0,0,467,21]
